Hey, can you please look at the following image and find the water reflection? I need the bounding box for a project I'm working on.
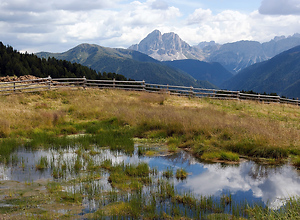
[0,147,299,209]
[143,151,300,209]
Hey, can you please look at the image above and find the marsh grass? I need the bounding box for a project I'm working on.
[0,88,299,162]
[162,167,173,179]
[291,155,300,167]
[176,168,188,180]
[106,162,152,191]
[35,156,48,170]
[0,138,21,163]
[201,151,240,162]
[248,197,300,219]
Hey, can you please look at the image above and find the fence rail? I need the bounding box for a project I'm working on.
[0,76,299,106]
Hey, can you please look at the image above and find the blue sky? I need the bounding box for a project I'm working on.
[1,0,300,53]
[168,0,262,14]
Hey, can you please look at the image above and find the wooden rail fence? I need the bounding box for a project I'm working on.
[0,76,299,106]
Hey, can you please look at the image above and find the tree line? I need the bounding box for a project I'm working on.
[0,42,127,81]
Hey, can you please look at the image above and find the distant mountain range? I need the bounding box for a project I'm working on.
[221,45,300,98]
[129,30,300,74]
[37,44,216,88]
[35,30,300,98]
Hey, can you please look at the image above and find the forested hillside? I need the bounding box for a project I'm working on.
[0,42,127,80]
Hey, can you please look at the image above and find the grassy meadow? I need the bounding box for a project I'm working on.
[0,88,300,219]
[0,87,299,164]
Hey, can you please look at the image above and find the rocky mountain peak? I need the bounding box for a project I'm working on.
[129,30,203,61]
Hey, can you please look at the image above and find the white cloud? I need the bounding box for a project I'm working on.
[182,9,252,45]
[1,0,300,53]
[53,0,116,11]
[1,0,119,12]
[259,0,300,15]
[179,8,300,46]
[186,8,212,25]
[151,0,169,10]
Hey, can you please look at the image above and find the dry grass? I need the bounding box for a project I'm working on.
[0,88,299,160]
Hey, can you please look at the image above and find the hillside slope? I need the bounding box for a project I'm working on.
[164,59,233,87]
[0,42,127,80]
[221,45,300,98]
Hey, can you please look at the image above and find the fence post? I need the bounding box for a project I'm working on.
[237,91,240,100]
[258,94,261,102]
[142,80,145,91]
[167,84,169,94]
[83,76,87,89]
[277,96,281,103]
[47,76,51,90]
[113,78,115,89]
[13,82,16,93]
[190,86,194,98]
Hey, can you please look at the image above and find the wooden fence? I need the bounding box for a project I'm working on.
[0,76,299,106]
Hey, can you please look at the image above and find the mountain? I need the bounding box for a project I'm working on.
[220,45,300,98]
[129,30,204,61]
[205,41,268,73]
[205,34,300,73]
[130,30,300,74]
[37,43,215,88]
[163,59,233,87]
[0,42,124,80]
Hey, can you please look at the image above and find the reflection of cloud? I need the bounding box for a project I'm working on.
[0,165,10,180]
[181,162,300,208]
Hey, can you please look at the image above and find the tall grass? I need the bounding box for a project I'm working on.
[0,88,299,161]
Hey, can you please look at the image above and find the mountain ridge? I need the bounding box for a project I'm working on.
[129,30,204,61]
[37,43,216,88]
[220,45,300,98]
[129,30,300,74]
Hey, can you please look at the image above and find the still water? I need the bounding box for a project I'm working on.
[0,145,299,209]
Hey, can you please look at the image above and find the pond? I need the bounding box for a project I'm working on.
[1,144,299,213]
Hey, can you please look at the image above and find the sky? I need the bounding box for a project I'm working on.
[1,0,300,53]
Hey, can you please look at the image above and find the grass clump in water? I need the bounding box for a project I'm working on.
[106,162,152,191]
[162,167,173,179]
[176,168,188,180]
[35,156,48,170]
[201,151,240,162]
